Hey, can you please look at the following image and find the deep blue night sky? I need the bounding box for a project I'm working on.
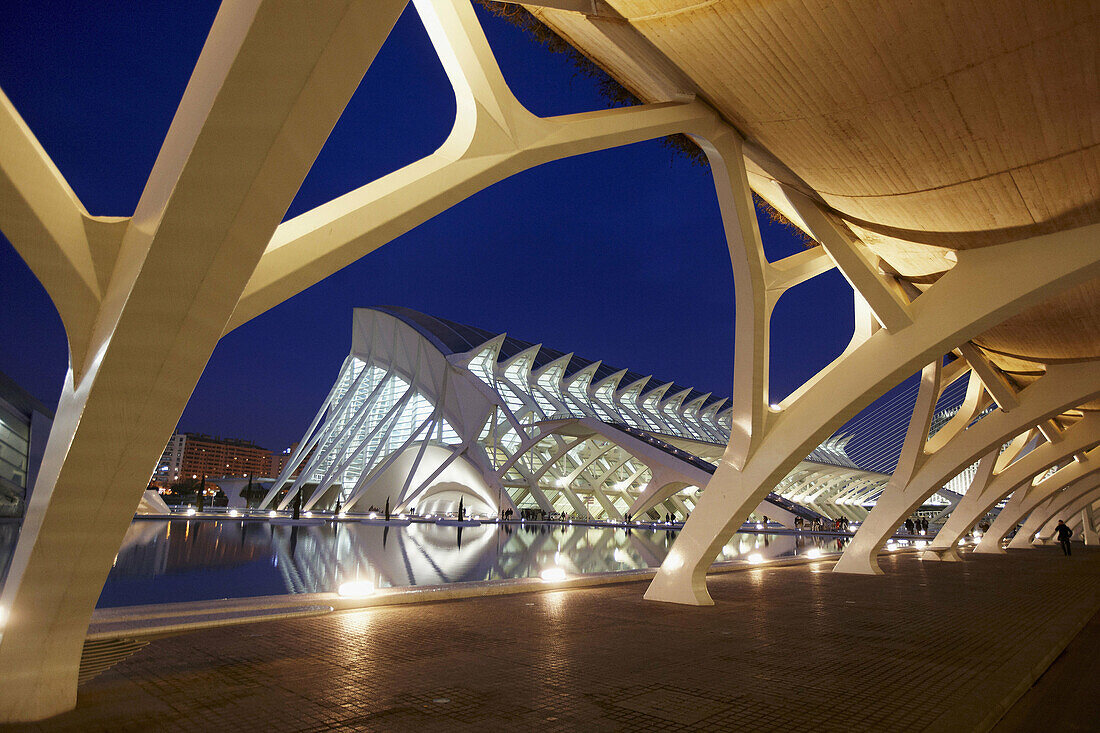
[0,2,853,451]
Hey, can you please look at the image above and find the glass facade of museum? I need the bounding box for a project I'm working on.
[262,308,893,523]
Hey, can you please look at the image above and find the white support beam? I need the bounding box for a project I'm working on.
[645,223,1100,605]
[831,360,940,574]
[0,89,125,379]
[957,341,1020,411]
[1037,419,1063,444]
[765,245,836,294]
[780,185,913,332]
[983,442,1100,551]
[836,361,1100,574]
[0,2,408,720]
[694,128,771,468]
[1025,472,1100,548]
[226,0,721,333]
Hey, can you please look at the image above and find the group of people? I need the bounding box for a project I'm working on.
[794,516,852,533]
[904,517,929,535]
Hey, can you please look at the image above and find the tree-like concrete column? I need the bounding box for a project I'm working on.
[1029,475,1100,546]
[1078,505,1099,545]
[225,0,722,332]
[644,213,1100,601]
[928,414,1100,557]
[0,0,783,706]
[834,361,1100,574]
[986,451,1100,551]
[0,1,408,721]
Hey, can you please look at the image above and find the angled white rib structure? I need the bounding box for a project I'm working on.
[831,359,1100,574]
[1031,475,1100,546]
[0,1,408,719]
[644,196,1100,600]
[926,414,1100,558]
[977,443,1100,552]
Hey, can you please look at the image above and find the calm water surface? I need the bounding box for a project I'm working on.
[95,519,849,608]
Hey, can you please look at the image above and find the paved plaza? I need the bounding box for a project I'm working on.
[4,546,1097,732]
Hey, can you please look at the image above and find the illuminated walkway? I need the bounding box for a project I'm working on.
[16,547,1100,732]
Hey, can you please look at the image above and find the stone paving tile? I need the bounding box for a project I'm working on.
[5,547,1100,732]
[992,593,1100,733]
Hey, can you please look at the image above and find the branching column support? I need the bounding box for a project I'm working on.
[224,0,723,333]
[930,414,1100,558]
[834,361,1100,574]
[645,216,1100,602]
[832,360,942,573]
[922,449,998,561]
[1028,474,1100,545]
[982,444,1100,551]
[781,185,912,332]
[0,1,408,721]
[1081,505,1099,546]
[627,472,685,519]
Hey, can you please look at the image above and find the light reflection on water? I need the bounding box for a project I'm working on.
[95,520,848,608]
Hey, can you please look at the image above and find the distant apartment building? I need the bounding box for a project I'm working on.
[267,443,296,480]
[151,432,276,486]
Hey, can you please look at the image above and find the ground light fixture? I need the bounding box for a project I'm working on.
[269,510,278,518]
[228,509,239,517]
[337,580,376,598]
[805,548,823,559]
[746,553,765,564]
[186,507,197,516]
[540,567,568,582]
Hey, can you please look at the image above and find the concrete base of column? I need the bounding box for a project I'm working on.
[921,546,962,562]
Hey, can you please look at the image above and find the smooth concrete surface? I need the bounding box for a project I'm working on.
[7,547,1099,732]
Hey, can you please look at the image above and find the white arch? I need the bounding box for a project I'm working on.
[925,413,1100,558]
[979,450,1100,551]
[833,361,1100,574]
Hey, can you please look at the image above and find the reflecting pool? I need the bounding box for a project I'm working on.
[95,519,849,608]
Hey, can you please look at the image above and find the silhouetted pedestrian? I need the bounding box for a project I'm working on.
[1055,520,1073,556]
[904,518,914,534]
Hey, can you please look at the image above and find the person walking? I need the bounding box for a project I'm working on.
[1055,520,1073,556]
[904,518,914,535]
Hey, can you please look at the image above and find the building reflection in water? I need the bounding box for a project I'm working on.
[101,520,849,606]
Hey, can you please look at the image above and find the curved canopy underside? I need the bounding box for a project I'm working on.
[527,0,1100,372]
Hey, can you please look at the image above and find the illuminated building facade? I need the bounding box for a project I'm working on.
[262,307,889,523]
[151,433,275,486]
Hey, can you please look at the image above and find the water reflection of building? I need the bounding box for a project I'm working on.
[262,308,889,526]
[107,520,847,602]
[113,520,273,576]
